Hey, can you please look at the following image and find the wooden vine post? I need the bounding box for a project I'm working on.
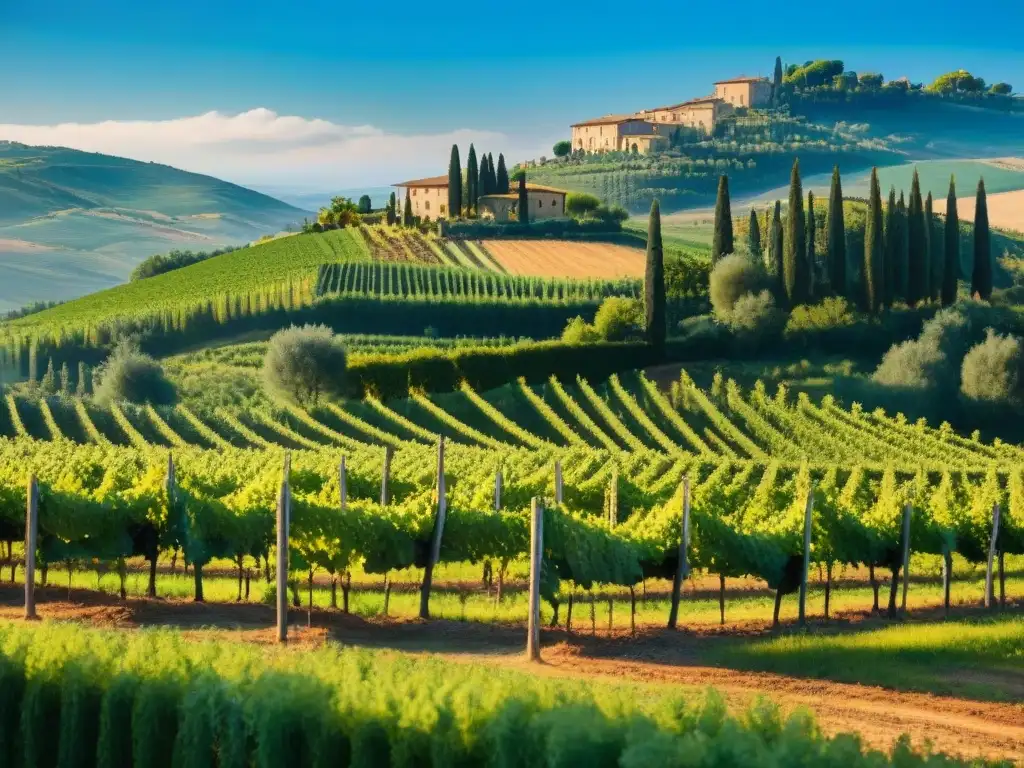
[153,453,175,599]
[380,445,393,507]
[667,476,690,630]
[942,548,952,618]
[554,461,563,505]
[798,485,814,626]
[276,453,291,643]
[900,501,912,615]
[494,466,502,511]
[24,474,38,621]
[339,456,347,510]
[526,496,544,662]
[985,502,1001,610]
[419,436,447,620]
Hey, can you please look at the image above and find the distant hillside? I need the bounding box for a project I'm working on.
[0,142,310,312]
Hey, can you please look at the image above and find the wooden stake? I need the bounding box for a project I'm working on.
[24,475,38,621]
[942,550,952,618]
[798,486,813,626]
[611,466,619,526]
[900,502,912,615]
[419,436,447,619]
[554,461,563,505]
[494,466,502,511]
[667,476,690,629]
[339,455,347,510]
[276,454,291,643]
[526,496,543,662]
[985,502,1001,610]
[380,445,393,507]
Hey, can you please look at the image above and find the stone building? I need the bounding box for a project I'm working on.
[635,96,734,136]
[479,184,568,222]
[570,116,668,155]
[713,76,773,108]
[392,174,449,220]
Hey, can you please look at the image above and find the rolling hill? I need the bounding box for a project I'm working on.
[0,142,310,312]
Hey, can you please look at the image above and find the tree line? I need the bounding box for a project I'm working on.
[709,159,993,313]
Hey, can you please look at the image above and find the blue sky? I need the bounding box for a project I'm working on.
[1,0,1022,191]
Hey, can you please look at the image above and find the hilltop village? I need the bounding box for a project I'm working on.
[570,75,773,154]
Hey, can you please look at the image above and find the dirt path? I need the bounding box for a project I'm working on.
[1,587,1021,762]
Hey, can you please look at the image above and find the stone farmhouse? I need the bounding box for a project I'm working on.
[393,176,567,222]
[570,74,772,155]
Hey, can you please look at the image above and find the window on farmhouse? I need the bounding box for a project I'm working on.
[425,201,430,211]
[412,189,417,196]
[440,205,446,214]
[537,199,542,208]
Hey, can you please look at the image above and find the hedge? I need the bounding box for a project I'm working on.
[347,340,656,399]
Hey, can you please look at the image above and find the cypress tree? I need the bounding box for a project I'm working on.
[76,362,87,396]
[806,191,817,300]
[883,187,897,307]
[773,56,784,105]
[747,208,762,262]
[517,174,529,225]
[645,199,666,357]
[906,169,927,305]
[897,192,909,301]
[925,192,936,301]
[59,362,70,394]
[403,190,413,227]
[771,201,784,298]
[478,155,490,198]
[496,154,509,194]
[942,176,959,306]
[28,343,37,383]
[711,175,733,264]
[864,168,884,314]
[826,165,846,297]
[466,144,479,216]
[783,159,806,307]
[386,192,397,226]
[971,178,992,300]
[447,145,462,219]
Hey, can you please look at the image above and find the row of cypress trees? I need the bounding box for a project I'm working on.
[863,168,991,312]
[448,144,510,218]
[711,160,993,312]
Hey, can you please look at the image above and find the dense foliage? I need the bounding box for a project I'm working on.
[0,622,992,768]
[262,325,348,406]
[92,341,176,407]
[130,246,240,281]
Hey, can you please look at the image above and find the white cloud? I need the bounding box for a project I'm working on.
[0,108,546,191]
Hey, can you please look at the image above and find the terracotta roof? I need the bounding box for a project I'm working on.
[644,96,723,112]
[570,114,645,127]
[714,76,770,85]
[392,174,448,188]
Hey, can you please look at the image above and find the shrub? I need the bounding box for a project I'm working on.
[727,290,785,343]
[262,325,348,406]
[93,341,176,406]
[561,316,599,344]
[960,329,1023,406]
[709,254,771,320]
[785,297,856,334]
[592,297,643,342]
[566,193,601,219]
[872,305,978,393]
[552,140,572,158]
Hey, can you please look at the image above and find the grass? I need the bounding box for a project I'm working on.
[21,556,1022,632]
[711,617,1024,701]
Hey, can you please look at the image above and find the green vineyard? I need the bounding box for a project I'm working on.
[315,261,639,303]
[0,370,1019,615]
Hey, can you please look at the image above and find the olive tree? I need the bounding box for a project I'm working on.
[263,325,348,406]
[93,340,176,406]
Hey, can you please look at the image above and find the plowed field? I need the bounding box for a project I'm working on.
[482,239,645,278]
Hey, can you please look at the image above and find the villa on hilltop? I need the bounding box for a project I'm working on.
[393,175,567,222]
[570,74,772,155]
